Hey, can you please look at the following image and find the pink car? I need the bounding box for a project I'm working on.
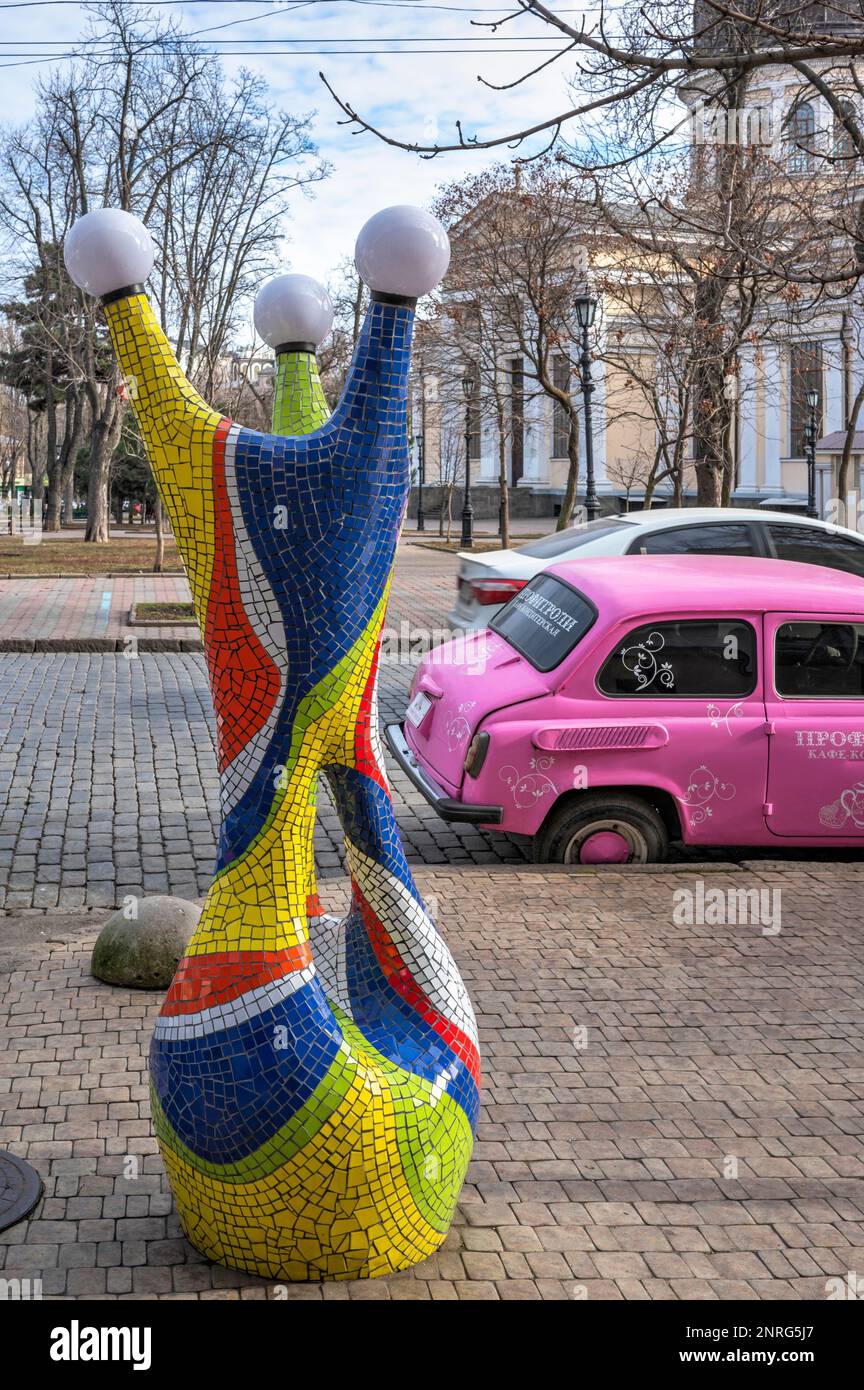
[385,556,864,864]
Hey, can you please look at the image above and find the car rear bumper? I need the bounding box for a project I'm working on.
[384,723,504,825]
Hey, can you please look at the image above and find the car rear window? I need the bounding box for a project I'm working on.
[628,522,755,556]
[516,518,634,559]
[490,573,596,671]
[767,524,864,578]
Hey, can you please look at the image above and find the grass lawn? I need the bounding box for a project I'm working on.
[133,601,196,623]
[0,533,184,576]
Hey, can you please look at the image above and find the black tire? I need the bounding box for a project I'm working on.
[534,792,668,866]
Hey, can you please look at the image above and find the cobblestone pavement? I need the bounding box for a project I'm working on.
[0,546,528,910]
[1,863,863,1300]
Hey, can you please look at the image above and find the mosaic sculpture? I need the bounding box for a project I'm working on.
[63,206,480,1280]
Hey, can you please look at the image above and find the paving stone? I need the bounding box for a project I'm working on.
[1,857,862,1299]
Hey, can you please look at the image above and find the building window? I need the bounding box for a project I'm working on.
[789,342,823,458]
[552,354,571,458]
[786,100,816,173]
[510,357,524,485]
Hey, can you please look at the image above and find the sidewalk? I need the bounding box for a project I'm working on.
[0,576,197,649]
[2,862,863,1300]
[0,537,467,650]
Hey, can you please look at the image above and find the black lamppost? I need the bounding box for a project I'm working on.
[805,386,819,520]
[461,372,475,549]
[574,292,598,522]
[416,428,426,532]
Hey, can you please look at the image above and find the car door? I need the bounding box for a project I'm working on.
[626,521,760,556]
[593,612,768,843]
[765,612,864,836]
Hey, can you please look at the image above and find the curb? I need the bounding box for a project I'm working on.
[0,637,203,652]
[0,571,186,580]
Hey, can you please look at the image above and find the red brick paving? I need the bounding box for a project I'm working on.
[0,576,193,643]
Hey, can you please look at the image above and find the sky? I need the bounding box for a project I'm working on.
[0,0,584,283]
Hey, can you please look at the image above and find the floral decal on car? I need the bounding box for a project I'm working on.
[682,764,736,824]
[620,630,675,691]
[444,700,477,753]
[500,755,557,809]
[707,700,745,735]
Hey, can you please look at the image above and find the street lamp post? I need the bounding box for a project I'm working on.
[416,429,426,532]
[574,292,598,522]
[461,372,475,550]
[806,386,819,520]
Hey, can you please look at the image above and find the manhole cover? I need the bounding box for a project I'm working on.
[0,1152,43,1232]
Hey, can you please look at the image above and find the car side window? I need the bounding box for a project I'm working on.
[629,523,755,556]
[775,621,864,697]
[768,525,864,578]
[598,619,758,696]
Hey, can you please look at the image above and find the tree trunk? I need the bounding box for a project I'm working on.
[498,430,510,550]
[63,474,75,527]
[154,495,165,571]
[38,351,55,520]
[46,388,86,532]
[84,387,123,542]
[691,275,732,508]
[673,454,684,506]
[557,416,580,529]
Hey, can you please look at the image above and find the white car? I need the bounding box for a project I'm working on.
[449,507,864,631]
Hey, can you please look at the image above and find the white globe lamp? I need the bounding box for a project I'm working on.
[253,274,334,352]
[64,208,155,299]
[354,205,450,300]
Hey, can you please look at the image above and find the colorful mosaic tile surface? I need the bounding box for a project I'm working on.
[102,293,479,1280]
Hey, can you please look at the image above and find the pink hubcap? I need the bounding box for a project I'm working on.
[579,830,631,864]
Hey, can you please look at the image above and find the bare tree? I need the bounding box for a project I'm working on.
[318,256,368,404]
[322,2,864,185]
[0,0,327,541]
[435,162,598,530]
[606,455,649,511]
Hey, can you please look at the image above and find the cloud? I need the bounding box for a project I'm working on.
[1,1,576,281]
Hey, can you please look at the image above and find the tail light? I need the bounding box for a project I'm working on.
[466,578,527,606]
[464,731,490,778]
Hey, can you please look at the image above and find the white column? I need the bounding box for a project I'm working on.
[762,343,783,491]
[521,380,546,484]
[824,336,844,434]
[735,345,758,496]
[590,356,609,490]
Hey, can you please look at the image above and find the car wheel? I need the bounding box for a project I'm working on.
[534,793,668,866]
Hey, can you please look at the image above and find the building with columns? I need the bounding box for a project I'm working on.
[413,6,864,521]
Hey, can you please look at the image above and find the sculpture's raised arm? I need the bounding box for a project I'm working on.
[64,209,225,614]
